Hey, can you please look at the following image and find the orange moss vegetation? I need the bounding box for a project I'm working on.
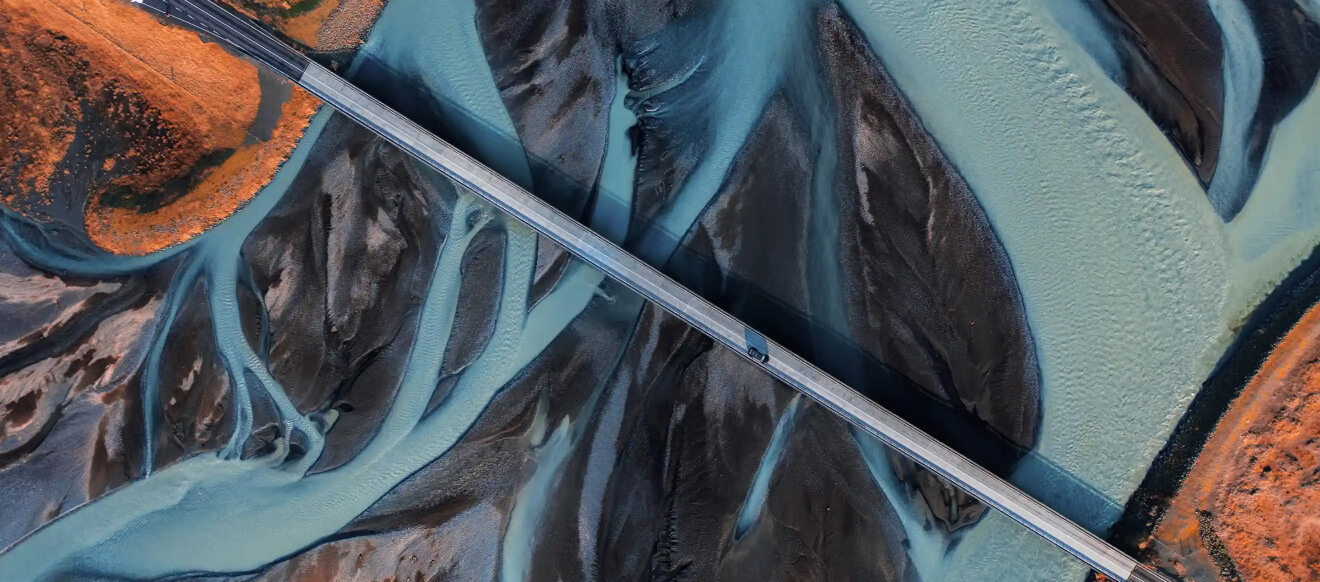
[85,89,319,255]
[1,0,259,202]
[0,0,321,255]
[228,0,382,52]
[1153,302,1320,582]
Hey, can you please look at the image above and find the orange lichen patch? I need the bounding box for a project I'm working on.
[245,0,301,8]
[1,0,255,208]
[1,0,324,255]
[3,0,261,140]
[1212,343,1320,580]
[61,0,260,124]
[0,10,78,198]
[85,87,319,255]
[1152,302,1320,582]
[225,0,381,52]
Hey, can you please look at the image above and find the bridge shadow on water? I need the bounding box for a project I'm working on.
[335,54,1124,535]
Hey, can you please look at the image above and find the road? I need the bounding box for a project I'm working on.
[139,2,1173,581]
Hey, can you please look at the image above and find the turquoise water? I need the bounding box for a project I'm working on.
[1,1,664,578]
[352,0,531,186]
[853,429,954,579]
[5,0,1320,579]
[733,394,801,537]
[628,0,810,265]
[0,183,606,579]
[836,0,1320,578]
[1204,0,1263,216]
[588,58,639,244]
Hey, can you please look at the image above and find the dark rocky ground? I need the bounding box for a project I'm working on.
[465,0,1042,530]
[228,117,925,581]
[0,0,1049,577]
[1,111,929,579]
[1084,0,1320,219]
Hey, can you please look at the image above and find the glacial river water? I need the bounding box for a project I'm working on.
[838,0,1320,577]
[2,0,1318,580]
[351,0,1320,579]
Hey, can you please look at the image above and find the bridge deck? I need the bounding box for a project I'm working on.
[146,3,1172,580]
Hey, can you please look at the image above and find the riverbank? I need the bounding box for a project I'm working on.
[227,0,385,57]
[1140,276,1320,581]
[0,0,324,255]
[0,0,390,256]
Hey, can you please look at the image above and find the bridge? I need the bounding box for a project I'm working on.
[136,1,1173,580]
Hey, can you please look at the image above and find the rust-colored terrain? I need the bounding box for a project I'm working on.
[0,0,321,255]
[1150,302,1320,582]
[229,0,383,54]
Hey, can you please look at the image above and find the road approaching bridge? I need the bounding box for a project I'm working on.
[140,2,1174,580]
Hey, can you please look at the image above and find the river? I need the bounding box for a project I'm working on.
[2,0,1318,580]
